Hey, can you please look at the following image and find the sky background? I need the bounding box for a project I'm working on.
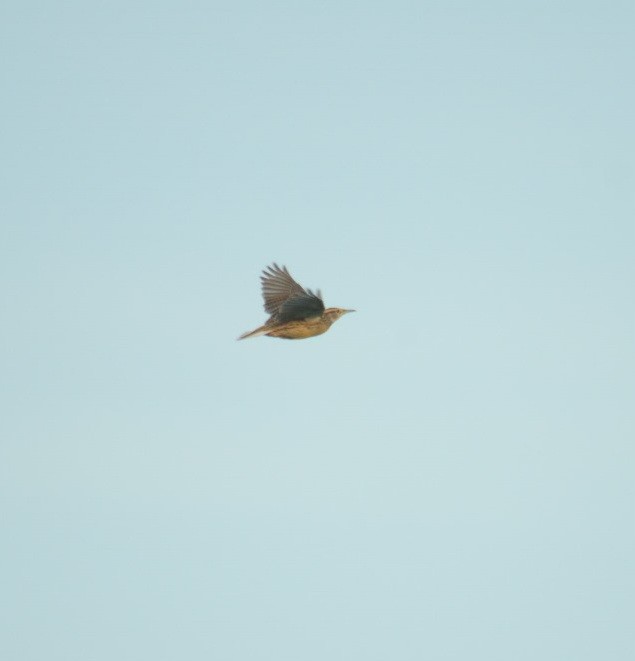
[1,1,634,660]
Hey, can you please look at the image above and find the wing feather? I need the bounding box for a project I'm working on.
[260,263,324,322]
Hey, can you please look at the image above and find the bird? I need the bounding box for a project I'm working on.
[238,263,355,340]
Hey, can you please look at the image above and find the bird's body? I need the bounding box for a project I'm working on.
[238,264,354,340]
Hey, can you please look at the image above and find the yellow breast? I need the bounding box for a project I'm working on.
[266,318,330,339]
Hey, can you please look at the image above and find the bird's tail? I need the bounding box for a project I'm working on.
[237,324,270,340]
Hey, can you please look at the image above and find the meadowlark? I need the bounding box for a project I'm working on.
[238,263,354,340]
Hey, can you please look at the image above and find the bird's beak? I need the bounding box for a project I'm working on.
[345,309,356,314]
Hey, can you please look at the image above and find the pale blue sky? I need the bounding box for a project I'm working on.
[1,2,634,660]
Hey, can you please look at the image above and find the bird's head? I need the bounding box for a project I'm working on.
[324,307,355,324]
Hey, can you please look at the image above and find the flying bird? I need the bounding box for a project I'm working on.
[238,263,354,340]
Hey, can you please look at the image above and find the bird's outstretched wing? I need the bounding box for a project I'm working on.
[261,263,325,322]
